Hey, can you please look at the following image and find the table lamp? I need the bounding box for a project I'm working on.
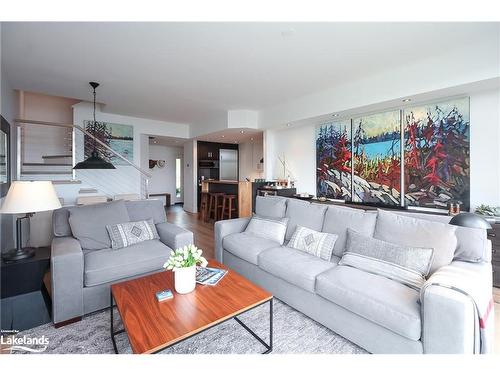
[0,181,62,261]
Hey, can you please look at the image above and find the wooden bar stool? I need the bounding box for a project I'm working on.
[199,192,210,222]
[208,193,225,221]
[221,194,237,219]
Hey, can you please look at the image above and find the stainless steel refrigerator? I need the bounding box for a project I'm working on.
[219,149,238,181]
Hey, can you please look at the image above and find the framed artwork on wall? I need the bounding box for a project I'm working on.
[352,110,402,206]
[315,96,471,212]
[316,120,352,200]
[0,116,11,198]
[403,97,470,211]
[84,120,134,165]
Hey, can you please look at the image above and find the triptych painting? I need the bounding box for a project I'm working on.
[316,97,470,211]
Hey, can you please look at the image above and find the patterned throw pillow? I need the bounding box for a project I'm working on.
[340,229,434,290]
[244,215,289,245]
[106,219,160,249]
[288,225,338,261]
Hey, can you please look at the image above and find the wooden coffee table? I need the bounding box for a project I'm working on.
[110,259,273,354]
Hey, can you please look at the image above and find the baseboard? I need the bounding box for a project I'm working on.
[54,316,82,328]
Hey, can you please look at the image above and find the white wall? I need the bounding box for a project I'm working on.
[469,88,500,207]
[183,140,197,213]
[238,138,264,181]
[1,22,17,249]
[148,144,183,203]
[265,87,500,209]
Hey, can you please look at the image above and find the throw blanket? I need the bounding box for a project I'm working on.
[420,262,495,354]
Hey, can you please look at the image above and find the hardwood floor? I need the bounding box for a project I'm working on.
[166,204,216,259]
[167,204,500,353]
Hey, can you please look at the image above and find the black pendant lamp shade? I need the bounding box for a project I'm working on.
[73,150,115,169]
[73,82,116,170]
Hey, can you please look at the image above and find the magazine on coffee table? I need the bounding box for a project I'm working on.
[196,266,228,286]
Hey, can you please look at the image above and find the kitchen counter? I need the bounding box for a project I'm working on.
[201,180,239,185]
[201,180,252,218]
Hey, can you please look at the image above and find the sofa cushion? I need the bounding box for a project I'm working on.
[84,239,171,286]
[285,200,327,241]
[375,209,457,274]
[340,229,434,290]
[394,211,489,263]
[258,246,336,293]
[255,196,287,218]
[245,215,289,245]
[321,205,378,257]
[125,199,167,224]
[316,266,421,341]
[223,232,280,265]
[69,200,131,250]
[53,207,72,237]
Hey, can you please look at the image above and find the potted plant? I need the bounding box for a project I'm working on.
[163,245,207,294]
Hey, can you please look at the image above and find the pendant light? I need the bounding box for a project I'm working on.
[73,82,116,170]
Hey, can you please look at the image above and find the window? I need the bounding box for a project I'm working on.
[175,158,181,198]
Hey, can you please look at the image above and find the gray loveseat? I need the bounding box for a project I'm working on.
[51,199,193,326]
[215,196,493,354]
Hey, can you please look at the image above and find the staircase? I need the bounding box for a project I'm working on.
[19,124,77,183]
[16,119,151,202]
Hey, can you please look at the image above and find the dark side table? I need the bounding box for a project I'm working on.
[1,247,52,331]
[1,246,51,298]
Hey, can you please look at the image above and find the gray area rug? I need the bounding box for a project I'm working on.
[18,299,366,354]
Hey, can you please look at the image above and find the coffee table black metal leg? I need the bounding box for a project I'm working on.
[110,291,125,354]
[234,298,273,354]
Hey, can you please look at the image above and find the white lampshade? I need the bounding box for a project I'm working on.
[0,181,62,214]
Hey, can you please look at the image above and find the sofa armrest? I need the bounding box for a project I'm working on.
[156,222,194,250]
[51,236,84,324]
[420,260,493,353]
[214,218,251,263]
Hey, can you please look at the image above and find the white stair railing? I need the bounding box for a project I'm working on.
[15,119,151,199]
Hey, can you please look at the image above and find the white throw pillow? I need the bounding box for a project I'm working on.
[106,218,159,249]
[374,209,457,274]
[288,225,338,261]
[245,215,289,245]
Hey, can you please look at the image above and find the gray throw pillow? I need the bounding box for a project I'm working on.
[254,196,287,218]
[68,200,130,250]
[245,215,289,245]
[340,229,434,290]
[374,209,457,274]
[106,218,160,249]
[288,225,338,261]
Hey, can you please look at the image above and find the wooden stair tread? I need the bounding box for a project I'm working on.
[23,162,72,166]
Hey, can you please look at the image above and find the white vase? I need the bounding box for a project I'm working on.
[174,265,196,294]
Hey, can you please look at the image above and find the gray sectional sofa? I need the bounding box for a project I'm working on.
[51,199,193,325]
[215,196,493,354]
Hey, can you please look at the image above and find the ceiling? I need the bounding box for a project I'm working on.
[196,128,263,144]
[2,22,499,127]
[149,128,262,146]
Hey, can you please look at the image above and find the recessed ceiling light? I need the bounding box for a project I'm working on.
[332,114,339,117]
[286,123,291,127]
[240,130,244,134]
[402,98,412,102]
[221,135,225,138]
